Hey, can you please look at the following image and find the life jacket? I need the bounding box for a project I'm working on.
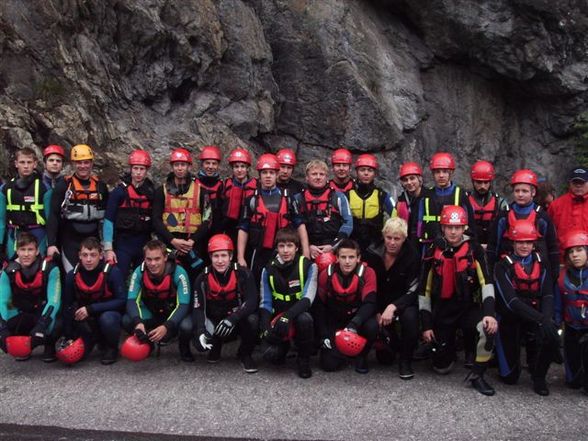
[73,262,113,304]
[249,189,290,249]
[203,263,241,318]
[432,241,478,300]
[162,180,202,234]
[324,263,366,319]
[468,192,498,244]
[140,260,177,316]
[420,186,461,241]
[61,175,106,228]
[329,178,354,193]
[503,253,542,301]
[223,177,258,220]
[349,187,385,246]
[302,187,343,245]
[114,181,152,233]
[266,256,310,312]
[4,176,47,228]
[397,192,411,223]
[197,176,223,203]
[506,206,539,235]
[558,267,588,328]
[6,257,51,313]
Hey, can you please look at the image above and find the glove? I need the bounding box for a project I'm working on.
[0,320,9,353]
[321,338,332,350]
[214,318,235,338]
[193,332,213,352]
[134,327,150,344]
[30,314,52,348]
[272,315,290,339]
[538,318,560,347]
[188,250,204,270]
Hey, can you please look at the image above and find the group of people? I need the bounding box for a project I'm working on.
[0,143,587,399]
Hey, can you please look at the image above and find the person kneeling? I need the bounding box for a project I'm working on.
[192,234,259,372]
[259,228,317,378]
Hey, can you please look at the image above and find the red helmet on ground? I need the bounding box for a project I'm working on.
[43,144,65,158]
[6,336,32,359]
[561,230,588,250]
[505,219,540,241]
[510,169,538,188]
[331,148,353,165]
[170,148,192,164]
[276,149,297,166]
[399,162,422,178]
[315,252,337,272]
[208,234,234,254]
[227,147,252,165]
[256,153,280,171]
[429,152,456,170]
[470,160,495,181]
[121,335,151,362]
[56,337,85,364]
[199,145,222,162]
[271,313,296,341]
[440,205,468,226]
[354,154,378,170]
[128,150,152,167]
[335,329,367,357]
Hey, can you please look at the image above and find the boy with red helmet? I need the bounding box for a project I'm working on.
[276,148,304,195]
[329,148,355,193]
[42,144,65,189]
[195,145,224,235]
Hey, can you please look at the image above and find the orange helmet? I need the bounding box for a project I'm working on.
[170,148,192,164]
[276,149,297,166]
[256,153,280,171]
[354,154,378,170]
[470,160,495,181]
[208,234,234,254]
[440,205,468,226]
[399,162,422,178]
[331,148,353,165]
[227,147,252,165]
[429,152,455,170]
[510,169,538,188]
[128,150,152,167]
[199,145,222,162]
[505,219,540,241]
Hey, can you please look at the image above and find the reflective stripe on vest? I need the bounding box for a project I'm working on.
[6,178,45,226]
[423,186,461,223]
[269,256,306,302]
[349,189,381,221]
[162,181,202,234]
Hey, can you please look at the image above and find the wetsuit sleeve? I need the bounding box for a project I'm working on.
[494,261,544,323]
[43,187,53,222]
[539,269,554,320]
[41,266,61,324]
[87,267,126,314]
[126,266,143,326]
[229,268,258,324]
[237,195,255,232]
[284,263,317,320]
[538,212,560,280]
[418,247,435,331]
[472,243,495,317]
[46,179,68,247]
[349,267,377,328]
[0,272,12,321]
[192,273,207,334]
[151,186,174,246]
[394,275,419,313]
[334,192,353,241]
[164,266,191,331]
[0,190,6,247]
[103,186,125,249]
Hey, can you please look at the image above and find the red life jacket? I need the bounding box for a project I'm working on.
[506,207,538,233]
[303,187,343,245]
[115,182,152,233]
[504,253,542,298]
[141,261,176,301]
[250,189,290,249]
[329,179,354,193]
[397,200,409,223]
[7,258,50,312]
[197,178,223,201]
[469,193,498,222]
[224,177,257,220]
[206,266,238,302]
[433,242,476,299]
[558,267,588,327]
[73,263,113,303]
[326,263,365,306]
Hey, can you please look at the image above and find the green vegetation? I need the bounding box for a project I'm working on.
[33,77,66,106]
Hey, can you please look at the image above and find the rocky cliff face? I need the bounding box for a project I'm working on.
[1,0,586,192]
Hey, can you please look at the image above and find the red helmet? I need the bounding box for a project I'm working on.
[121,335,151,362]
[335,329,367,357]
[470,160,495,181]
[399,162,422,178]
[315,252,337,272]
[354,154,378,170]
[199,145,222,162]
[331,148,353,165]
[271,313,296,341]
[511,169,538,187]
[6,336,32,359]
[440,205,468,226]
[505,219,540,241]
[43,144,65,158]
[208,234,234,254]
[170,148,192,164]
[256,153,280,171]
[429,152,456,170]
[276,149,297,166]
[128,150,152,167]
[562,230,588,250]
[227,147,252,165]
[56,337,85,365]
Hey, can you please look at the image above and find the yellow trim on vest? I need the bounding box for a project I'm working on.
[422,187,461,238]
[6,179,45,226]
[270,256,306,302]
[163,181,203,234]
